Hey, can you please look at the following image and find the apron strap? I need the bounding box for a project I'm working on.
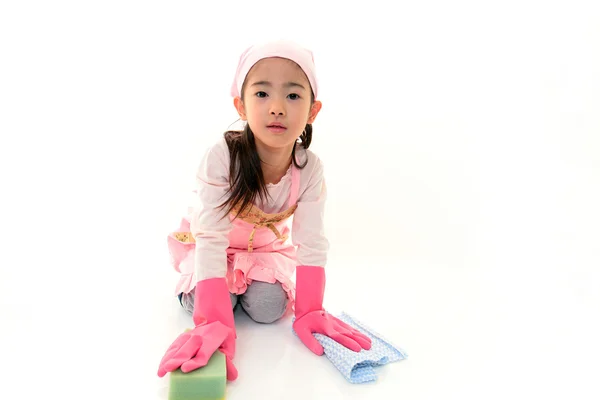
[288,162,301,208]
[248,225,256,252]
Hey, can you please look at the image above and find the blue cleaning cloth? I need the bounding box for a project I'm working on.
[292,312,408,384]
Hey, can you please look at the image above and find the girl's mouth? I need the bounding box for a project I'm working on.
[267,123,287,133]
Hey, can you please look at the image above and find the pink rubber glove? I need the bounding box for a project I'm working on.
[157,277,238,380]
[292,265,372,356]
[157,321,230,377]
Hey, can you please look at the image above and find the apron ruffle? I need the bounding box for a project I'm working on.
[226,251,296,314]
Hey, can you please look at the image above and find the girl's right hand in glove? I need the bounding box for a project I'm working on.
[157,320,237,380]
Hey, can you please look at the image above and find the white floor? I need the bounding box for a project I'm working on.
[5,246,597,400]
[0,232,591,400]
[2,189,599,400]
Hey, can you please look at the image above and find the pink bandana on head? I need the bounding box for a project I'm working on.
[230,40,319,100]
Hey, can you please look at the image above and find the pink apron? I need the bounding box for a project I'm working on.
[167,164,300,314]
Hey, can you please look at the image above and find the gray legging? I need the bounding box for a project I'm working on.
[179,281,288,324]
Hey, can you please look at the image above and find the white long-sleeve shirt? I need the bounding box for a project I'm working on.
[189,137,329,281]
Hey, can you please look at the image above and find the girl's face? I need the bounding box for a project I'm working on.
[234,57,322,152]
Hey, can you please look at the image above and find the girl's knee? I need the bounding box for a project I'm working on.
[179,289,238,315]
[241,281,288,324]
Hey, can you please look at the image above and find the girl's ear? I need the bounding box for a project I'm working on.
[307,100,322,124]
[233,96,247,121]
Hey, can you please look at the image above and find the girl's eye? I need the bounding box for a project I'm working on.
[288,93,300,100]
[256,91,267,98]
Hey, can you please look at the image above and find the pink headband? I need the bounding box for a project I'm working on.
[230,40,318,99]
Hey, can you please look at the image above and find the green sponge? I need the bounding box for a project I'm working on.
[168,347,227,400]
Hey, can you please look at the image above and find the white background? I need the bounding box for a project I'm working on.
[1,1,599,399]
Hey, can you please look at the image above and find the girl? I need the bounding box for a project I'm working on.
[157,40,372,381]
